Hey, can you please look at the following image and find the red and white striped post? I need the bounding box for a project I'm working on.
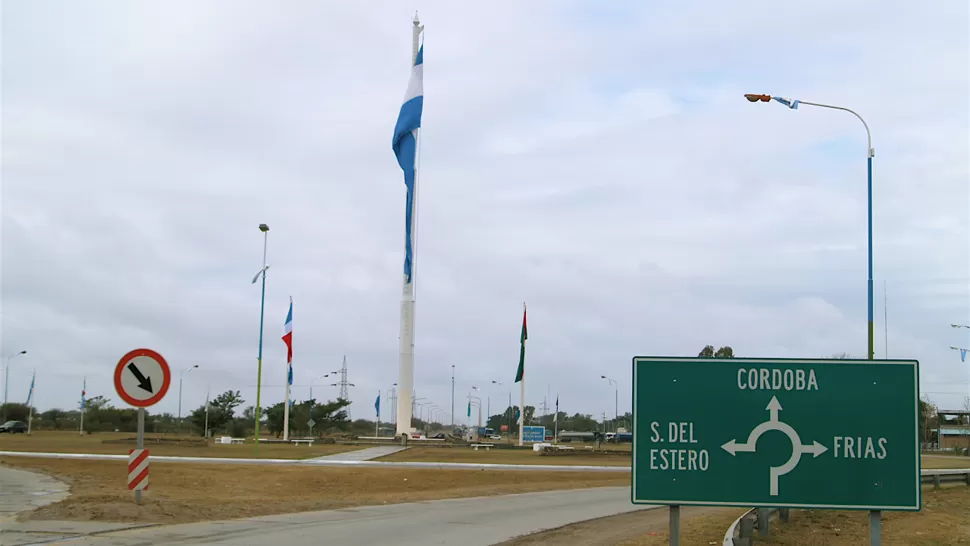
[128,448,150,501]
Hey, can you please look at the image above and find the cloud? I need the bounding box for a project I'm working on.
[2,0,967,424]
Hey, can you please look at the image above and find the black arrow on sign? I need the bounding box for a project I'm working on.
[127,362,154,393]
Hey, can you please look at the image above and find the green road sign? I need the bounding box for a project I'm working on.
[631,357,920,511]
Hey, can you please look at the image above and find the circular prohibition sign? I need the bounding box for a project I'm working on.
[114,348,172,408]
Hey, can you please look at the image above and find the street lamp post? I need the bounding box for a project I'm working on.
[252,223,271,441]
[2,350,27,420]
[744,93,875,360]
[601,375,618,433]
[451,365,455,429]
[177,365,199,434]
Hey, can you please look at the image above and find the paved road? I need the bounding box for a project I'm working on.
[6,487,654,545]
[0,466,69,523]
[310,445,408,461]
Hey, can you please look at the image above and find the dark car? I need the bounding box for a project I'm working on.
[0,420,28,433]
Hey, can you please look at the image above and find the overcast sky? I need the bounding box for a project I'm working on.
[2,1,968,424]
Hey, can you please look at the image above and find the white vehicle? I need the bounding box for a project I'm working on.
[489,434,502,441]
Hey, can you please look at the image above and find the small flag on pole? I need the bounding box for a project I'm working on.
[961,349,967,363]
[80,378,86,411]
[554,394,559,422]
[514,304,528,383]
[25,371,35,406]
[467,400,471,418]
[375,393,381,418]
[282,297,293,385]
[772,96,799,109]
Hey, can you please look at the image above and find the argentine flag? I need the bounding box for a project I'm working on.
[773,96,799,109]
[392,44,423,285]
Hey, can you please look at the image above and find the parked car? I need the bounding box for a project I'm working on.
[0,420,27,433]
[489,434,502,441]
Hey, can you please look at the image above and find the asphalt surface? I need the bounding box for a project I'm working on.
[0,466,69,522]
[310,444,409,461]
[5,487,653,545]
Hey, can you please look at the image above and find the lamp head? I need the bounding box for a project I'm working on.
[259,224,270,232]
[744,93,771,103]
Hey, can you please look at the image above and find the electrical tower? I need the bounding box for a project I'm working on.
[329,355,355,417]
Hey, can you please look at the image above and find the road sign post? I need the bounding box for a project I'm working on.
[129,413,149,502]
[632,356,920,516]
[115,349,171,504]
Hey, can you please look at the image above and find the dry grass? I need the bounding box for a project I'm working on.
[0,431,360,459]
[497,506,741,546]
[760,487,970,545]
[921,456,970,469]
[618,487,970,546]
[0,456,628,525]
[615,508,746,545]
[382,445,632,466]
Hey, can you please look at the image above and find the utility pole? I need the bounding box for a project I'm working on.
[329,355,355,419]
[451,365,455,430]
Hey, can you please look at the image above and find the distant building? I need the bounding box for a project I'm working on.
[938,426,970,451]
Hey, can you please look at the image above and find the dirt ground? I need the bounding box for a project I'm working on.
[0,457,628,524]
[0,431,360,459]
[382,445,632,466]
[497,506,741,546]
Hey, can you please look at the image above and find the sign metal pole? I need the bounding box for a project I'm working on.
[668,505,680,546]
[135,408,144,504]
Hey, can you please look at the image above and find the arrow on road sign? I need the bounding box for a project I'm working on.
[127,362,154,393]
[720,439,756,456]
[766,395,782,421]
[800,441,828,457]
[720,395,828,496]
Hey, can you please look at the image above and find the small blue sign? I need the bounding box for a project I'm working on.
[522,426,546,443]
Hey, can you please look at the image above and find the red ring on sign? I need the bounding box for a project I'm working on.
[114,348,171,408]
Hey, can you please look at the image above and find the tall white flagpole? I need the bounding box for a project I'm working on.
[283,296,293,441]
[79,377,86,436]
[518,303,526,446]
[519,377,525,446]
[554,393,559,443]
[396,13,424,437]
[27,370,35,435]
[204,386,210,439]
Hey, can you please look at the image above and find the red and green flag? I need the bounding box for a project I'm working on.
[515,304,527,383]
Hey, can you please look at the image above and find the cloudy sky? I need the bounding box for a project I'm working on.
[2,1,968,425]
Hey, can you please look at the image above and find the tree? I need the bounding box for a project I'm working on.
[265,398,350,437]
[190,390,244,436]
[698,346,734,358]
[919,397,938,444]
[211,390,244,417]
[0,403,30,422]
[40,409,67,430]
[85,395,112,410]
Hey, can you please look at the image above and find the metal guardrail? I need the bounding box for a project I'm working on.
[723,469,970,545]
